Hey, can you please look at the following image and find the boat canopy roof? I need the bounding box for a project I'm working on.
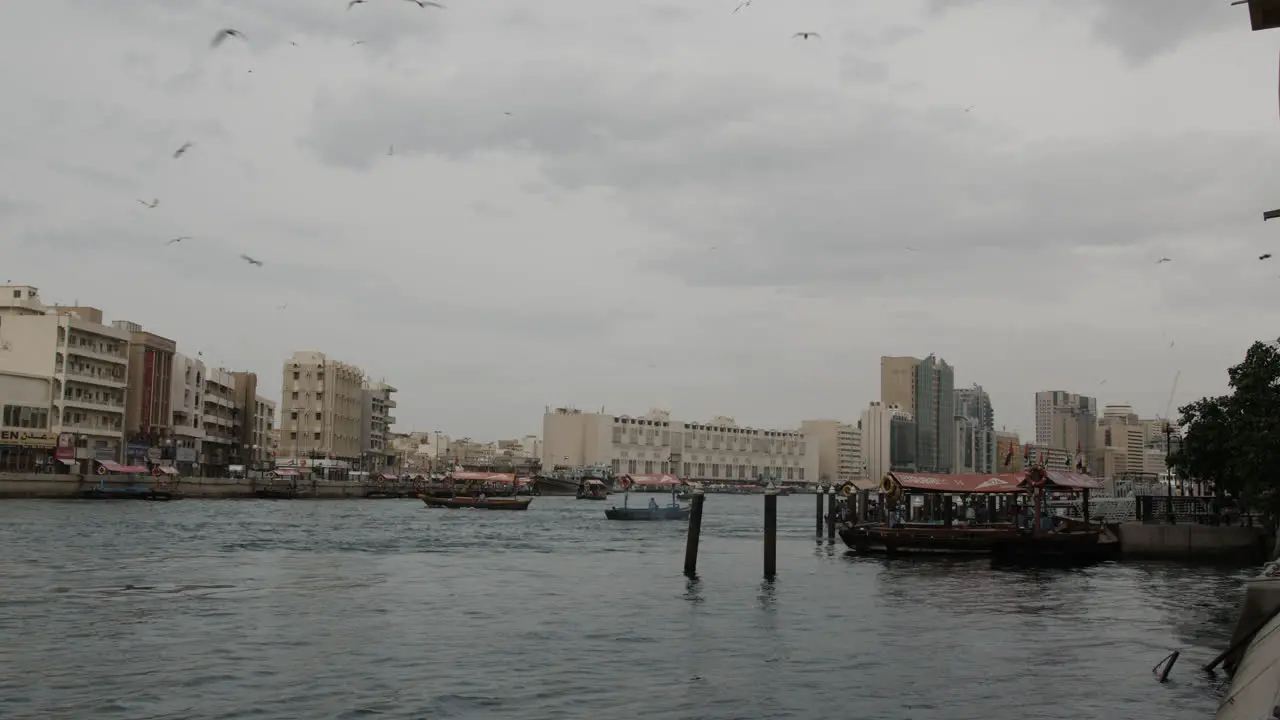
[881,468,1103,494]
[620,473,686,488]
[582,478,607,486]
[449,471,532,485]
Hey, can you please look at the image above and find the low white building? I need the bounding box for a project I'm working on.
[170,352,206,474]
[542,407,819,484]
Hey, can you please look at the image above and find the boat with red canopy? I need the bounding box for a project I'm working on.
[421,471,533,510]
[839,466,1114,565]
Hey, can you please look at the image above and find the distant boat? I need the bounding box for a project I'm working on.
[606,475,690,520]
[421,496,532,511]
[536,464,614,495]
[605,503,689,521]
[576,478,609,500]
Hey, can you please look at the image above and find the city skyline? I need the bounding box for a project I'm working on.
[3,2,1274,439]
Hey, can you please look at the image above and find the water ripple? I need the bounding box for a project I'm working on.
[0,497,1244,720]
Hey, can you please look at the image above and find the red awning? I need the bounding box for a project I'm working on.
[117,465,149,474]
[156,466,179,475]
[379,473,398,480]
[887,472,1023,493]
[1039,471,1103,491]
[273,469,299,477]
[99,460,123,472]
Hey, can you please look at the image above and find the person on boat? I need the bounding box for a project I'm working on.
[477,491,487,502]
[649,496,659,511]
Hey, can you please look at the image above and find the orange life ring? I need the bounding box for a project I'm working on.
[152,466,163,477]
[96,464,108,475]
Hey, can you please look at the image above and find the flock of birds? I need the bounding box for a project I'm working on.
[143,0,826,271]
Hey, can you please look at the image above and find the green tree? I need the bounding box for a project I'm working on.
[1169,339,1280,513]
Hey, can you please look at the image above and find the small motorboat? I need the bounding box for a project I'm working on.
[421,496,532,511]
[576,478,609,501]
[605,480,689,521]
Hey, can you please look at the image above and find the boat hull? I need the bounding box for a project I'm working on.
[422,496,532,511]
[840,523,1114,566]
[533,476,581,496]
[81,488,173,501]
[605,506,690,521]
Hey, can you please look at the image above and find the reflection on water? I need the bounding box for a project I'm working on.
[0,497,1242,720]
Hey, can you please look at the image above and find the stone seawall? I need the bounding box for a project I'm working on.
[0,473,370,499]
[1115,521,1271,564]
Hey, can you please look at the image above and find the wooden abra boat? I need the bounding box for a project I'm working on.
[421,496,531,511]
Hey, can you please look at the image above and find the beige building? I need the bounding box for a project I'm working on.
[800,419,863,483]
[248,394,275,468]
[1090,404,1177,480]
[542,407,819,484]
[170,352,206,473]
[859,402,913,485]
[880,356,919,411]
[110,320,177,466]
[994,430,1023,472]
[280,351,364,462]
[0,285,131,467]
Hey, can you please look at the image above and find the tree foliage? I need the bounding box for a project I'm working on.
[1169,339,1280,509]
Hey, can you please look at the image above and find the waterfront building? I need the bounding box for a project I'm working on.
[112,321,176,468]
[1035,390,1098,463]
[954,384,995,473]
[0,285,130,469]
[202,367,239,475]
[880,354,955,472]
[800,419,862,483]
[170,352,206,475]
[541,407,819,484]
[360,380,397,472]
[279,351,364,466]
[860,402,915,484]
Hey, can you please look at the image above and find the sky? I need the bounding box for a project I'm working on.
[2,0,1278,441]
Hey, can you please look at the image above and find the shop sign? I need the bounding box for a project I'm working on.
[0,430,56,448]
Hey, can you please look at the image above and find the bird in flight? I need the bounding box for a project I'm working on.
[289,41,298,46]
[351,40,366,46]
[504,111,513,116]
[733,0,751,12]
[406,0,446,7]
[388,145,394,156]
[166,236,191,245]
[1261,253,1273,261]
[173,142,194,159]
[793,32,821,40]
[963,105,975,113]
[240,254,264,267]
[211,28,246,49]
[1155,257,1172,264]
[137,198,159,209]
[905,246,922,253]
[349,0,367,8]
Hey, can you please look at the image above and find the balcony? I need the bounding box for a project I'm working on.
[62,395,125,412]
[65,345,127,366]
[59,422,123,437]
[63,368,128,387]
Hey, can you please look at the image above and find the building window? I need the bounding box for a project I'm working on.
[290,411,297,419]
[315,412,322,421]
[627,459,637,473]
[291,392,298,400]
[290,432,297,439]
[313,432,321,440]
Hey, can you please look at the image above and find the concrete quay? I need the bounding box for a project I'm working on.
[0,473,369,500]
[1115,521,1272,564]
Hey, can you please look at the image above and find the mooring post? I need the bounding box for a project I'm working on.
[827,486,838,541]
[683,489,705,577]
[765,482,779,579]
[815,485,825,536]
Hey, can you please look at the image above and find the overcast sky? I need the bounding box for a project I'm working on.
[2,0,1277,441]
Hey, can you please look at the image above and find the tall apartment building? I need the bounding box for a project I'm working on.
[542,407,819,483]
[881,354,954,473]
[1090,404,1177,480]
[231,371,274,468]
[1035,391,1098,461]
[112,321,177,466]
[202,367,239,474]
[800,419,862,483]
[880,356,918,411]
[360,380,398,470]
[860,402,916,484]
[0,286,132,469]
[280,351,364,463]
[170,352,206,474]
[954,384,995,473]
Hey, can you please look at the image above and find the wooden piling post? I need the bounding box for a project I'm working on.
[683,489,705,577]
[765,482,779,579]
[827,486,838,541]
[815,485,825,536]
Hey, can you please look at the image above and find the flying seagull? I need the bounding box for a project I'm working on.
[963,105,975,113]
[1262,253,1273,261]
[348,0,367,8]
[1155,257,1172,264]
[211,28,246,49]
[239,254,264,267]
[351,40,366,46]
[289,41,298,46]
[733,0,750,11]
[173,141,194,158]
[388,145,394,156]
[137,198,159,209]
[793,32,821,40]
[166,236,191,245]
[406,0,446,7]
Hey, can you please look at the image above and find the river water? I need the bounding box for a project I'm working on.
[0,496,1249,719]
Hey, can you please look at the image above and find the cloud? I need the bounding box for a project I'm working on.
[1,0,1276,442]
